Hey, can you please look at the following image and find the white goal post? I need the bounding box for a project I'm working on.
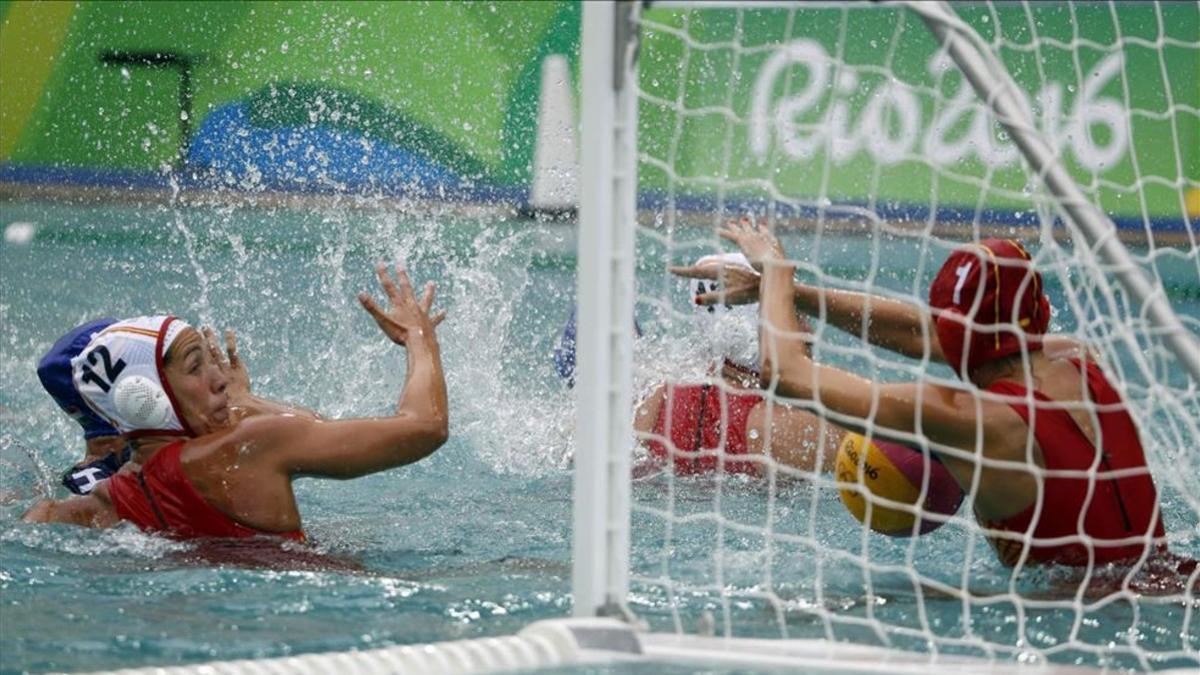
[574,0,1199,670]
[574,0,640,621]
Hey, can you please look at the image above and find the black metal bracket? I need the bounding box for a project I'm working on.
[99,50,205,168]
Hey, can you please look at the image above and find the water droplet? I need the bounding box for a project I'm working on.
[748,428,760,440]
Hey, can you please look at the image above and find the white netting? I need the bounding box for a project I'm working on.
[621,1,1200,670]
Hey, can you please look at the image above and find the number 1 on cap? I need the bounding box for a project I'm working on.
[952,262,972,305]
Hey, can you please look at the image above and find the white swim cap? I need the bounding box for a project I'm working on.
[71,315,194,437]
[686,252,759,373]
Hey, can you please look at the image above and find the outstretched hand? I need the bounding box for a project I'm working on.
[718,216,786,269]
[669,261,761,307]
[358,264,446,347]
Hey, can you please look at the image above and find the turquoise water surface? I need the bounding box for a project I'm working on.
[1,198,1197,673]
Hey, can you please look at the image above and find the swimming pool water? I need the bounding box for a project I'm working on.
[1,198,1197,673]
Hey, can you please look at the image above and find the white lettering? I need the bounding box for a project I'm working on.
[1067,53,1127,171]
[924,84,976,166]
[859,81,921,165]
[750,40,831,161]
[71,467,105,494]
[828,71,861,162]
[749,42,1131,175]
[953,262,973,305]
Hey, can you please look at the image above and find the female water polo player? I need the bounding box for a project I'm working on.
[24,265,448,541]
[38,318,319,496]
[631,252,842,476]
[640,249,962,536]
[705,219,1167,567]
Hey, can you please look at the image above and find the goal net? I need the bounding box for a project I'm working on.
[575,1,1200,671]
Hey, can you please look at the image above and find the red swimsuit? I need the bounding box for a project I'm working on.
[647,383,763,474]
[107,441,306,542]
[982,359,1164,566]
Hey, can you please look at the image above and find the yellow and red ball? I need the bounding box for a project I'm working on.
[835,433,963,537]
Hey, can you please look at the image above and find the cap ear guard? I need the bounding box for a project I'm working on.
[1032,294,1051,334]
[113,375,174,429]
[687,251,756,315]
[691,278,723,314]
[672,251,763,374]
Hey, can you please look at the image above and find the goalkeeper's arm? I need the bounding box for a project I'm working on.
[790,284,945,363]
[672,257,944,362]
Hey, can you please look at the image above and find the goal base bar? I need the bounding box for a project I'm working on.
[85,617,1182,674]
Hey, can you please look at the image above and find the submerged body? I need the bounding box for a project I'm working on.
[979,357,1163,566]
[105,440,306,541]
[635,377,840,476]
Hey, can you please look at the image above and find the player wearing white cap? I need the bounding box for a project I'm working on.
[24,265,448,541]
[631,250,842,476]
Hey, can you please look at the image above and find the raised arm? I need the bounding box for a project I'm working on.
[720,220,990,451]
[244,265,449,480]
[788,284,943,362]
[671,221,943,362]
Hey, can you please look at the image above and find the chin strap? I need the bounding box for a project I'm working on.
[721,358,761,387]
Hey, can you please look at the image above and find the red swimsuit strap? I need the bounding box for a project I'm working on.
[133,440,306,542]
[986,380,1091,463]
[985,358,1122,469]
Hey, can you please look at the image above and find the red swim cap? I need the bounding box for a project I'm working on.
[928,239,1051,377]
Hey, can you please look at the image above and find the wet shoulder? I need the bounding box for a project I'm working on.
[181,415,306,465]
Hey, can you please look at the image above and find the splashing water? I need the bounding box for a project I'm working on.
[2,198,1198,672]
